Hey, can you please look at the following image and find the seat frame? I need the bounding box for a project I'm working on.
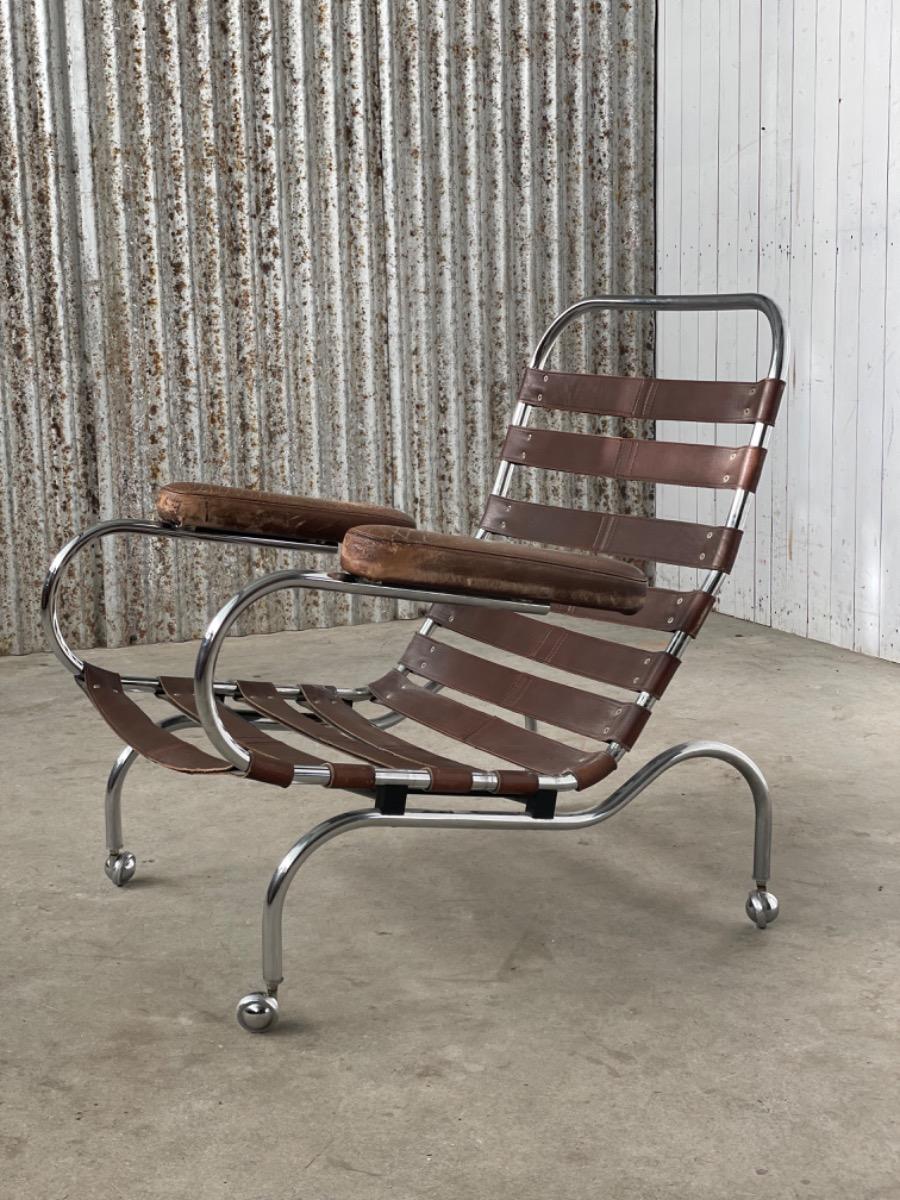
[42,292,786,1033]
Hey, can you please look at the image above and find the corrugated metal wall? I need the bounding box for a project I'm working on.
[0,0,655,657]
[656,0,900,664]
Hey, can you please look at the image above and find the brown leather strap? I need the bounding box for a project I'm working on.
[245,753,295,787]
[369,671,598,775]
[401,633,648,744]
[482,496,742,572]
[428,604,680,697]
[518,369,784,425]
[495,769,550,796]
[238,681,529,794]
[171,677,382,792]
[236,680,423,770]
[82,664,231,774]
[571,752,618,790]
[80,667,613,796]
[300,684,474,772]
[159,678,313,763]
[555,586,715,636]
[159,677,315,787]
[236,679,472,774]
[502,428,767,492]
[328,763,377,789]
[238,684,553,795]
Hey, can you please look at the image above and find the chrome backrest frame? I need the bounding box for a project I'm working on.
[470,293,788,762]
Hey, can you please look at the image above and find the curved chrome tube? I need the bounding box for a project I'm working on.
[485,292,785,521]
[258,739,771,987]
[42,519,549,753]
[41,518,339,676]
[530,292,786,379]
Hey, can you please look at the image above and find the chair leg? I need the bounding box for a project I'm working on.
[589,739,779,930]
[236,808,379,1032]
[102,713,198,887]
[104,742,140,886]
[235,739,779,1032]
[102,709,284,888]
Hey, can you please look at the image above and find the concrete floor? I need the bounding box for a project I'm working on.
[1,612,898,1199]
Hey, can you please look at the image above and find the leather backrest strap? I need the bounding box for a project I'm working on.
[482,496,742,572]
[518,369,784,425]
[553,586,716,637]
[400,633,649,746]
[370,670,598,776]
[502,427,767,492]
[428,604,680,697]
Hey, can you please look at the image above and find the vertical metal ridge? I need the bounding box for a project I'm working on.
[2,0,654,655]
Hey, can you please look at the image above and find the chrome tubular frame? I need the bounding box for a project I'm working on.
[243,739,772,1020]
[229,294,786,1030]
[41,294,786,1032]
[507,293,786,762]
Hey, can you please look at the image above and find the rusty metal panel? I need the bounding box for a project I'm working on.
[0,0,655,656]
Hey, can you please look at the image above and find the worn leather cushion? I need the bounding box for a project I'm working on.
[157,482,415,542]
[341,525,647,613]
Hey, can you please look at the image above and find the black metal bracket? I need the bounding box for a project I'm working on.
[524,789,557,819]
[374,784,409,815]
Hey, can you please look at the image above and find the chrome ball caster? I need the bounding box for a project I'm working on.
[236,992,280,1033]
[745,888,779,929]
[104,851,136,887]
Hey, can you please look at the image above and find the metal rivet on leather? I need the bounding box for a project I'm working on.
[699,553,706,561]
[706,531,714,539]
[537,393,543,401]
[667,617,674,624]
[500,521,507,529]
[542,374,549,383]
[644,657,651,664]
[723,475,730,483]
[676,597,684,605]
[633,677,640,684]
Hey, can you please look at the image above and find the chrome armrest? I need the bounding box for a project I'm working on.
[41,518,340,676]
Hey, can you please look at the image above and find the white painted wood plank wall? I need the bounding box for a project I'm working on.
[656,0,900,663]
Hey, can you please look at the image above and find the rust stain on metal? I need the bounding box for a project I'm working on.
[0,0,654,655]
